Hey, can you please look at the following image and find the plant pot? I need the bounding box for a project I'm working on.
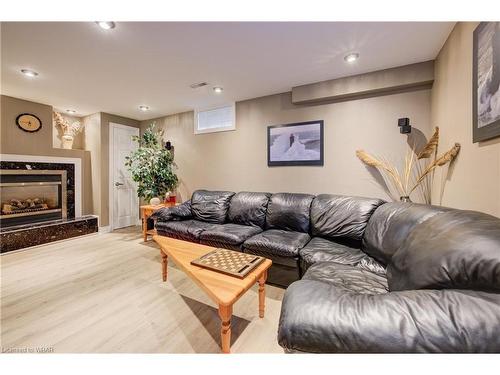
[149,197,161,205]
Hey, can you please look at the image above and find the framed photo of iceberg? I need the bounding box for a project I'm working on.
[473,22,500,142]
[267,120,324,166]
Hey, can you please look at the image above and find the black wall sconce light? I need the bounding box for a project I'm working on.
[398,117,412,134]
[165,140,175,158]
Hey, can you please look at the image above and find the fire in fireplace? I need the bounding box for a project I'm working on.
[0,170,67,228]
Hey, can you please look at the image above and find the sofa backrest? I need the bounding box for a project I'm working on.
[266,193,315,233]
[362,203,450,265]
[310,194,385,242]
[388,209,500,292]
[228,191,271,228]
[191,190,235,224]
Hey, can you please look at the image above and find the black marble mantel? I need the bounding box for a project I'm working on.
[0,160,76,219]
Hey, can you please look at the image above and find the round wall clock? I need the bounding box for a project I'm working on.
[16,113,42,133]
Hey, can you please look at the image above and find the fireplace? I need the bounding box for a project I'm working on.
[0,170,67,228]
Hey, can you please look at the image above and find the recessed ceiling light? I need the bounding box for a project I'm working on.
[66,109,76,114]
[344,53,359,63]
[20,69,38,77]
[139,105,149,112]
[213,87,223,94]
[96,21,116,30]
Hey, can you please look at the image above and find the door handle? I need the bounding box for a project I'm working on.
[115,182,124,187]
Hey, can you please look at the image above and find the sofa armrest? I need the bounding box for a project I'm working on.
[278,280,500,353]
[151,200,192,222]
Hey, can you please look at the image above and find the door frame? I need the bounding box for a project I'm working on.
[109,122,140,231]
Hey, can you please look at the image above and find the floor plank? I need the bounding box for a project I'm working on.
[1,226,285,353]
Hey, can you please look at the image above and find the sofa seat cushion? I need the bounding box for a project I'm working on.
[199,223,262,246]
[155,219,214,242]
[303,262,388,295]
[243,229,311,259]
[300,237,385,274]
[278,281,500,353]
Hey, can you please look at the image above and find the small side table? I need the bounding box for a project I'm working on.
[140,203,174,242]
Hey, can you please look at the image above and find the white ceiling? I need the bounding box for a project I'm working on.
[1,22,454,120]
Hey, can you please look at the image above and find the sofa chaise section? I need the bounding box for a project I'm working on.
[278,204,500,353]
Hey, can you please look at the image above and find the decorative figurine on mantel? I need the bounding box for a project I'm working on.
[53,111,84,149]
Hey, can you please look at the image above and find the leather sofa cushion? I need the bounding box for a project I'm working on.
[151,200,192,222]
[362,203,450,265]
[191,190,235,224]
[227,191,271,228]
[388,210,500,292]
[278,281,500,353]
[155,219,213,242]
[244,247,299,268]
[199,223,262,246]
[310,194,385,241]
[299,237,385,274]
[303,262,388,295]
[243,229,311,259]
[266,193,314,233]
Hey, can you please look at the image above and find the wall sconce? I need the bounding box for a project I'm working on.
[398,118,412,134]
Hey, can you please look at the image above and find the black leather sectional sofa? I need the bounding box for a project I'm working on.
[153,189,500,353]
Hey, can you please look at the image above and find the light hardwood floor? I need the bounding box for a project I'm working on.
[0,227,285,353]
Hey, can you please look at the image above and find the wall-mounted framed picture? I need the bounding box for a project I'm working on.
[473,22,500,143]
[267,120,324,166]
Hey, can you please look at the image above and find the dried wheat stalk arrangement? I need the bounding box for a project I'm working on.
[356,127,460,203]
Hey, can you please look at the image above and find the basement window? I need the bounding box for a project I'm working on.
[194,104,235,134]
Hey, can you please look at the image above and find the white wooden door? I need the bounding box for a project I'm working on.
[110,123,139,229]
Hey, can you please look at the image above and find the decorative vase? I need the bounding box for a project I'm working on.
[62,134,74,149]
[400,196,412,203]
[149,197,161,205]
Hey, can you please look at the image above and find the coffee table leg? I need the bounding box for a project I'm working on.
[258,270,267,318]
[143,213,148,242]
[161,252,168,282]
[218,304,232,354]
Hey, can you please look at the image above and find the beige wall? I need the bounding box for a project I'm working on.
[1,95,93,215]
[141,88,432,203]
[431,22,500,217]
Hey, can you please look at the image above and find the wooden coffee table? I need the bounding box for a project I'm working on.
[153,235,272,353]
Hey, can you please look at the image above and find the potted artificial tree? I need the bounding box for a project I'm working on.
[125,123,178,205]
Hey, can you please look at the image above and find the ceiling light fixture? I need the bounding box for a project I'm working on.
[66,109,76,114]
[20,69,39,77]
[96,21,116,30]
[344,53,359,63]
[139,105,149,111]
[213,87,223,94]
